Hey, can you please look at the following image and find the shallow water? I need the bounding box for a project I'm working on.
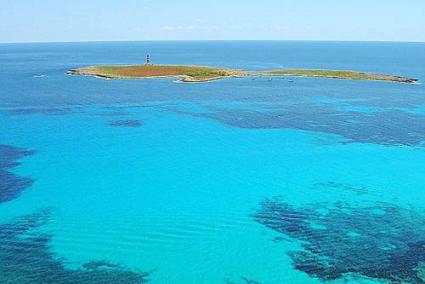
[1,41,425,283]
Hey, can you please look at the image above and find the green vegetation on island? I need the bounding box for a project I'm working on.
[67,65,237,82]
[67,65,418,84]
[265,69,417,83]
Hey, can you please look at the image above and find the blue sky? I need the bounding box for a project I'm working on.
[1,0,424,43]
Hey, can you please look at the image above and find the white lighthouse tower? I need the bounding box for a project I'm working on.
[145,54,152,65]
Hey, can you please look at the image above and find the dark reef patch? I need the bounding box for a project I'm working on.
[82,261,120,270]
[108,120,143,128]
[8,107,75,116]
[314,181,368,195]
[172,105,425,146]
[0,145,35,203]
[0,209,150,284]
[225,277,261,284]
[95,110,130,117]
[253,198,425,283]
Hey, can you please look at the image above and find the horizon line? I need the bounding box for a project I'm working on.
[1,39,425,45]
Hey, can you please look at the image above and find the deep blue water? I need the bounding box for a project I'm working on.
[1,41,425,283]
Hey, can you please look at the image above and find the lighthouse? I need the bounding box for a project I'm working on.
[145,54,151,65]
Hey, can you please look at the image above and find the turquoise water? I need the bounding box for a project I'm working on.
[1,41,425,283]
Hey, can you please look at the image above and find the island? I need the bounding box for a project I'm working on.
[67,65,418,84]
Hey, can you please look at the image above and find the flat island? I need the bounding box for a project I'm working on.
[67,65,418,84]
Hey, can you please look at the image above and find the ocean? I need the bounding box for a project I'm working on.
[1,41,425,283]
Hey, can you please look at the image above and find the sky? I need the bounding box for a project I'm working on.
[0,0,424,43]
